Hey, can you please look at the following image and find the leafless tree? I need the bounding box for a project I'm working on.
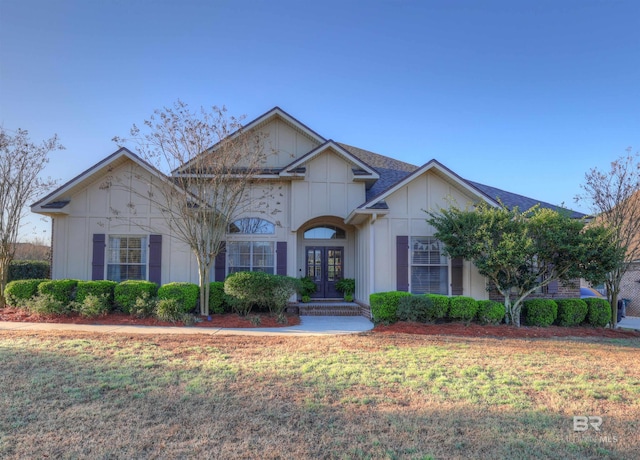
[114,101,271,316]
[576,148,640,327]
[0,128,62,307]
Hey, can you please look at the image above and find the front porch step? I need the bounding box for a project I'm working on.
[293,302,362,316]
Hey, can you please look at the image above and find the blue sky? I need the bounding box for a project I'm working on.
[1,0,638,241]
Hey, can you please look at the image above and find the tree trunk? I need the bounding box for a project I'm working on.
[0,257,9,308]
[198,265,209,316]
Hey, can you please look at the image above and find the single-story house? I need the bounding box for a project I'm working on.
[31,107,585,313]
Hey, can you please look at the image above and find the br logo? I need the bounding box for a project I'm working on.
[573,416,603,432]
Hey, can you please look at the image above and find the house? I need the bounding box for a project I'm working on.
[31,107,585,314]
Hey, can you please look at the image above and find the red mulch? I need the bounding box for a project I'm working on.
[373,321,640,339]
[0,307,300,328]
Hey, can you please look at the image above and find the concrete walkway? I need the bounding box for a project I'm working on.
[0,315,374,336]
[617,316,640,331]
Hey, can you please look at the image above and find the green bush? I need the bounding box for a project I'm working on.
[208,282,230,314]
[130,292,157,318]
[523,299,558,327]
[336,278,355,296]
[299,276,317,298]
[74,294,110,318]
[75,281,117,305]
[476,300,505,325]
[224,272,300,316]
[28,294,71,316]
[425,294,450,320]
[270,276,302,315]
[37,279,77,304]
[155,298,186,323]
[8,260,50,281]
[397,295,434,323]
[369,291,412,324]
[449,296,478,324]
[157,282,199,313]
[583,298,611,327]
[555,298,588,327]
[114,280,158,314]
[4,279,46,307]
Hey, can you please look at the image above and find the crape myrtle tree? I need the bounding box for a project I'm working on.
[576,149,640,327]
[113,101,271,316]
[427,203,619,327]
[0,128,62,307]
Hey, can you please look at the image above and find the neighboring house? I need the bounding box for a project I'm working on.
[31,107,585,312]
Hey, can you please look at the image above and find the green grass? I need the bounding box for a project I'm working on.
[0,332,638,459]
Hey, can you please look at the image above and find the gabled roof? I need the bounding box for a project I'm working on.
[31,147,174,214]
[279,140,379,181]
[173,106,327,176]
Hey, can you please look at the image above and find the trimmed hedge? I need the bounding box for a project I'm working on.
[114,280,158,313]
[583,298,611,327]
[209,282,230,314]
[523,299,558,327]
[369,291,412,324]
[555,298,588,327]
[425,294,450,320]
[476,300,505,325]
[449,296,478,324]
[4,279,46,306]
[75,281,117,305]
[224,272,301,316]
[37,279,77,304]
[8,260,50,282]
[158,282,199,313]
[397,295,434,323]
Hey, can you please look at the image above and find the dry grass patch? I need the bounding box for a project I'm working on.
[0,331,638,459]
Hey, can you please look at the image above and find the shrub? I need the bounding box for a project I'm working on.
[299,276,317,298]
[476,300,505,325]
[449,296,478,324]
[37,279,77,304]
[74,294,110,318]
[523,299,558,327]
[208,282,230,314]
[130,292,157,318]
[369,291,412,324]
[583,298,611,327]
[4,279,46,307]
[158,282,199,313]
[397,295,434,323]
[336,278,355,297]
[114,280,158,314]
[8,260,50,281]
[155,298,182,322]
[555,298,588,327]
[28,294,71,315]
[75,281,117,305]
[270,276,302,315]
[425,294,450,320]
[225,271,272,315]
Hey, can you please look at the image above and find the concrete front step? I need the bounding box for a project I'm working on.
[292,302,363,317]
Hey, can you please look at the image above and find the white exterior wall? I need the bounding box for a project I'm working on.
[362,170,488,301]
[258,118,321,168]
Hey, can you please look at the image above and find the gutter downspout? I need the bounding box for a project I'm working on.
[369,213,377,298]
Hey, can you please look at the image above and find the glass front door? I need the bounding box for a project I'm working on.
[306,246,343,298]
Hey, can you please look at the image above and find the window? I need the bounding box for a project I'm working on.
[107,236,148,282]
[228,218,275,234]
[304,225,346,239]
[411,237,448,295]
[227,241,274,274]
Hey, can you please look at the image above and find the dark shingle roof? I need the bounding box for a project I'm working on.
[338,142,585,218]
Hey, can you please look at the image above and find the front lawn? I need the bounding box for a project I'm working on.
[1,331,638,459]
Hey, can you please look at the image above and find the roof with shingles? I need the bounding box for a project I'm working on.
[339,142,586,218]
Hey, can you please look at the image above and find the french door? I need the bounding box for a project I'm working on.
[305,246,343,298]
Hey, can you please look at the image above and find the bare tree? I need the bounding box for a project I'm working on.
[114,101,271,316]
[577,149,640,327]
[0,128,62,307]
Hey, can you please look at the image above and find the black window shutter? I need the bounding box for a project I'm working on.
[396,236,409,292]
[214,243,226,282]
[451,257,464,295]
[277,242,287,276]
[91,234,106,280]
[149,235,162,285]
[547,279,559,295]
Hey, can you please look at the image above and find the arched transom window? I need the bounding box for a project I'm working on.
[304,225,346,239]
[228,217,275,234]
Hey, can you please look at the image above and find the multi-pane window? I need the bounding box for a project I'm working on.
[228,218,275,234]
[227,241,274,274]
[411,237,448,295]
[107,236,148,282]
[304,226,346,239]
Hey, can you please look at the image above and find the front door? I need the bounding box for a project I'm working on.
[306,246,343,298]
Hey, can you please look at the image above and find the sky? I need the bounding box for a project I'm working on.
[1,0,638,241]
